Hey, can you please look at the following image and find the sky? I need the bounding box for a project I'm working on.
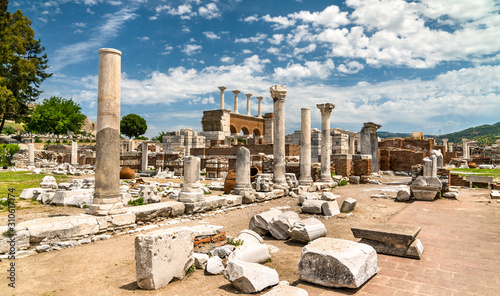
[8,0,500,139]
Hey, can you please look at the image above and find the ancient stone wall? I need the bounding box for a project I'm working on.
[352,156,372,176]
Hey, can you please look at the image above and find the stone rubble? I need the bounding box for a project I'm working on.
[224,259,279,293]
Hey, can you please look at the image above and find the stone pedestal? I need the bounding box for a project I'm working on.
[28,143,35,167]
[179,156,204,202]
[232,90,240,114]
[462,139,469,159]
[218,86,226,109]
[317,103,335,182]
[442,138,448,152]
[231,147,252,195]
[88,48,126,215]
[423,157,432,177]
[141,142,148,171]
[257,97,263,118]
[360,122,382,173]
[348,132,356,155]
[449,143,453,152]
[245,93,252,116]
[299,108,313,185]
[70,141,78,165]
[430,154,437,177]
[270,85,287,185]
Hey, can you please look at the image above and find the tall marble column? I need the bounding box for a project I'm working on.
[245,93,252,116]
[462,139,468,159]
[449,142,453,152]
[257,97,264,118]
[28,143,35,167]
[233,147,251,192]
[270,85,287,185]
[88,48,125,216]
[218,86,226,109]
[141,142,148,171]
[71,141,78,165]
[361,122,382,173]
[299,108,313,185]
[317,103,335,182]
[442,138,448,152]
[232,90,240,114]
[348,132,356,155]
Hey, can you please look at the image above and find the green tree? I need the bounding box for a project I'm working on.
[120,114,147,139]
[0,0,52,134]
[25,96,86,134]
[151,131,168,142]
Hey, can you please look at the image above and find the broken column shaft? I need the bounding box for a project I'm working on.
[317,103,335,182]
[270,85,287,185]
[299,108,313,185]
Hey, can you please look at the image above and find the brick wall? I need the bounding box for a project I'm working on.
[352,156,372,176]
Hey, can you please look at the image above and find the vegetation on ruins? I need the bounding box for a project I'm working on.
[120,113,147,139]
[25,96,86,134]
[226,237,244,247]
[127,197,144,206]
[450,168,500,181]
[0,0,52,134]
[0,143,19,166]
[151,131,167,142]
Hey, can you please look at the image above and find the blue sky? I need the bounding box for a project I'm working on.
[9,0,500,139]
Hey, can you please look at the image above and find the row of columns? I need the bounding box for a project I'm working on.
[218,87,264,118]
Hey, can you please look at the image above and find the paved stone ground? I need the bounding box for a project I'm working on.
[355,196,500,296]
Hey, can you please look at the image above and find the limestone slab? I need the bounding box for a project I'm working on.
[127,201,185,221]
[351,224,421,245]
[359,238,424,259]
[184,196,227,214]
[301,199,326,215]
[269,211,301,240]
[18,215,100,243]
[206,256,225,275]
[224,259,279,293]
[289,218,327,243]
[322,201,340,217]
[228,243,271,264]
[298,238,378,288]
[340,198,357,212]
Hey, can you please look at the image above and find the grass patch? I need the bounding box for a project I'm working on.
[226,237,244,247]
[127,197,144,206]
[338,179,348,186]
[449,168,500,181]
[0,171,70,200]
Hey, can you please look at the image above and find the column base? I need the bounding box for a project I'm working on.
[231,187,253,195]
[179,189,204,203]
[273,177,287,185]
[320,174,333,182]
[298,178,313,186]
[87,201,126,216]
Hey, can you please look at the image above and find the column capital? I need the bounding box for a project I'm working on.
[257,96,264,101]
[218,86,227,91]
[245,93,252,98]
[232,90,241,95]
[270,85,287,101]
[363,122,382,132]
[349,131,357,137]
[316,103,335,114]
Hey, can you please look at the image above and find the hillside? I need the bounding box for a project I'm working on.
[378,131,412,138]
[436,122,500,145]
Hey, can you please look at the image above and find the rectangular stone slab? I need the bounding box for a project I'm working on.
[351,224,421,245]
[359,238,424,259]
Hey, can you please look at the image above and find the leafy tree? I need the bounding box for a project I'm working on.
[120,113,147,139]
[25,96,86,134]
[0,0,52,134]
[151,131,168,142]
[0,143,19,166]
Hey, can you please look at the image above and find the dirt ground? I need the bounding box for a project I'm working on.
[0,176,495,296]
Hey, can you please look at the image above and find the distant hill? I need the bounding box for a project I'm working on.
[436,122,500,145]
[378,131,412,139]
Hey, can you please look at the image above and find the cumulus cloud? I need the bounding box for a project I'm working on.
[203,31,220,39]
[235,33,268,44]
[199,3,221,19]
[268,34,285,45]
[273,59,335,80]
[220,56,234,63]
[182,43,202,55]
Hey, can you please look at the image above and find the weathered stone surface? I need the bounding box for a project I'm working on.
[262,281,308,296]
[351,224,421,245]
[18,215,100,243]
[127,201,185,221]
[237,229,264,245]
[194,253,209,269]
[135,227,195,290]
[51,189,94,207]
[290,218,327,243]
[249,216,267,236]
[206,256,225,275]
[250,209,283,233]
[348,176,360,185]
[223,170,236,194]
[19,188,43,200]
[0,229,29,253]
[359,238,424,259]
[184,196,227,214]
[120,166,135,179]
[301,199,327,215]
[442,191,458,199]
[298,238,378,288]
[228,243,271,264]
[269,211,302,240]
[40,175,58,189]
[209,245,235,258]
[340,198,357,213]
[491,190,500,199]
[285,173,299,188]
[254,174,274,192]
[224,259,279,293]
[396,190,411,202]
[322,201,340,217]
[298,192,319,205]
[321,192,339,201]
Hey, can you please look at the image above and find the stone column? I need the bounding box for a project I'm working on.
[218,86,226,109]
[361,122,382,173]
[442,139,448,152]
[299,108,313,185]
[257,97,264,118]
[317,103,335,182]
[233,147,251,192]
[88,48,125,216]
[232,90,240,114]
[245,93,252,116]
[179,156,204,202]
[423,157,432,177]
[71,141,78,165]
[462,139,468,159]
[141,142,148,171]
[430,154,437,177]
[348,132,356,155]
[28,143,35,167]
[355,133,361,154]
[449,142,453,152]
[270,85,287,185]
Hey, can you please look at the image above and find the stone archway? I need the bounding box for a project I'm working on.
[252,129,261,137]
[241,127,250,135]
[230,125,237,135]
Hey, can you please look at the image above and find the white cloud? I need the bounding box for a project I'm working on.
[137,36,149,41]
[262,14,296,29]
[182,43,202,55]
[273,59,335,80]
[289,5,349,28]
[242,15,259,23]
[199,3,221,19]
[242,49,252,54]
[337,61,364,74]
[235,33,268,44]
[220,56,234,63]
[73,22,87,28]
[203,31,220,39]
[268,34,285,45]
[74,29,83,34]
[293,43,317,56]
[161,45,173,55]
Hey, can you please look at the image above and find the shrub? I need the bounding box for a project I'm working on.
[127,197,144,206]
[34,136,42,143]
[0,144,20,166]
[338,179,348,186]
[227,237,244,247]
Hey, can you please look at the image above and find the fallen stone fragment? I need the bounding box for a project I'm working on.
[359,238,424,259]
[351,224,421,245]
[289,218,327,243]
[340,198,357,212]
[209,245,235,258]
[396,190,411,202]
[228,243,271,264]
[298,237,378,288]
[35,245,50,253]
[321,201,340,217]
[442,191,458,199]
[261,281,309,296]
[301,200,326,215]
[269,211,301,240]
[249,209,283,235]
[348,176,360,185]
[135,227,195,290]
[298,192,319,205]
[320,192,339,201]
[194,253,209,269]
[236,229,264,245]
[490,190,500,199]
[224,259,279,293]
[206,256,225,275]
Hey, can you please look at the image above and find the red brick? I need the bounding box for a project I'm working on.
[360,283,398,296]
[435,278,469,292]
[385,278,420,292]
[417,283,454,296]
